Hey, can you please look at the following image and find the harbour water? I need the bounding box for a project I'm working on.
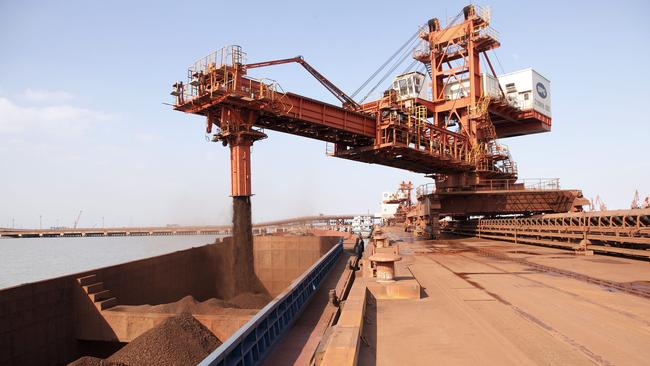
[0,234,223,289]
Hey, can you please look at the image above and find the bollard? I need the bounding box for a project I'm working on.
[369,253,402,282]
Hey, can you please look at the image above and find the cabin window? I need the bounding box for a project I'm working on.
[399,79,408,96]
[407,78,414,95]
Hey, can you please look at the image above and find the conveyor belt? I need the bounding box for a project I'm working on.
[445,208,650,259]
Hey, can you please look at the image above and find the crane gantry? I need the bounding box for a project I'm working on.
[171,4,586,238]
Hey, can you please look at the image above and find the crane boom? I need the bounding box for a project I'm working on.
[73,210,83,229]
[245,56,360,110]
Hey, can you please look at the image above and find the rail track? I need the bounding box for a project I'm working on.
[444,208,650,260]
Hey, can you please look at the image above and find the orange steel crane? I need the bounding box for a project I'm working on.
[383,181,413,226]
[632,190,641,209]
[171,5,585,237]
[73,210,83,229]
[591,195,608,211]
[631,190,649,209]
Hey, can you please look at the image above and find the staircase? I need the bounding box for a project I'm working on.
[424,62,432,78]
[77,274,117,311]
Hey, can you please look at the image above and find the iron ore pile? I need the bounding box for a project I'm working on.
[111,293,271,313]
[68,314,222,366]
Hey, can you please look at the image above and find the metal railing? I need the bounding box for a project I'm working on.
[376,104,473,165]
[189,45,246,77]
[479,178,560,191]
[521,178,560,190]
[416,183,436,198]
[477,26,499,42]
[175,69,290,112]
[415,178,560,198]
[475,5,491,23]
[199,240,343,366]
[474,5,498,42]
[175,45,249,102]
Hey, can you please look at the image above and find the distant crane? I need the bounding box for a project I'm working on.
[632,190,641,209]
[73,210,83,229]
[631,190,650,209]
[590,195,607,211]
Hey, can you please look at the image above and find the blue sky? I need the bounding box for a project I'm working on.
[1,0,648,228]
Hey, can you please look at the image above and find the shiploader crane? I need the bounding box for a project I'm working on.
[171,4,587,238]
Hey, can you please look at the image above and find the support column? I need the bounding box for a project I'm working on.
[214,107,267,294]
[230,140,253,197]
[227,132,265,293]
[230,138,254,292]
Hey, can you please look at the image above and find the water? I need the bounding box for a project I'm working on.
[0,235,224,289]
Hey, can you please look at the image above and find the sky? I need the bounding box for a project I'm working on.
[1,0,649,229]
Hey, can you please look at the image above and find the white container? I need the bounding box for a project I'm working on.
[482,73,502,99]
[392,71,427,100]
[497,68,551,117]
[381,192,399,219]
[440,69,551,118]
[442,74,513,101]
[443,79,470,100]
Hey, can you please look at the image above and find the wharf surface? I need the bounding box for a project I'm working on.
[267,227,650,365]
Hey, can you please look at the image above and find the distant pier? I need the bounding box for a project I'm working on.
[0,215,355,238]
